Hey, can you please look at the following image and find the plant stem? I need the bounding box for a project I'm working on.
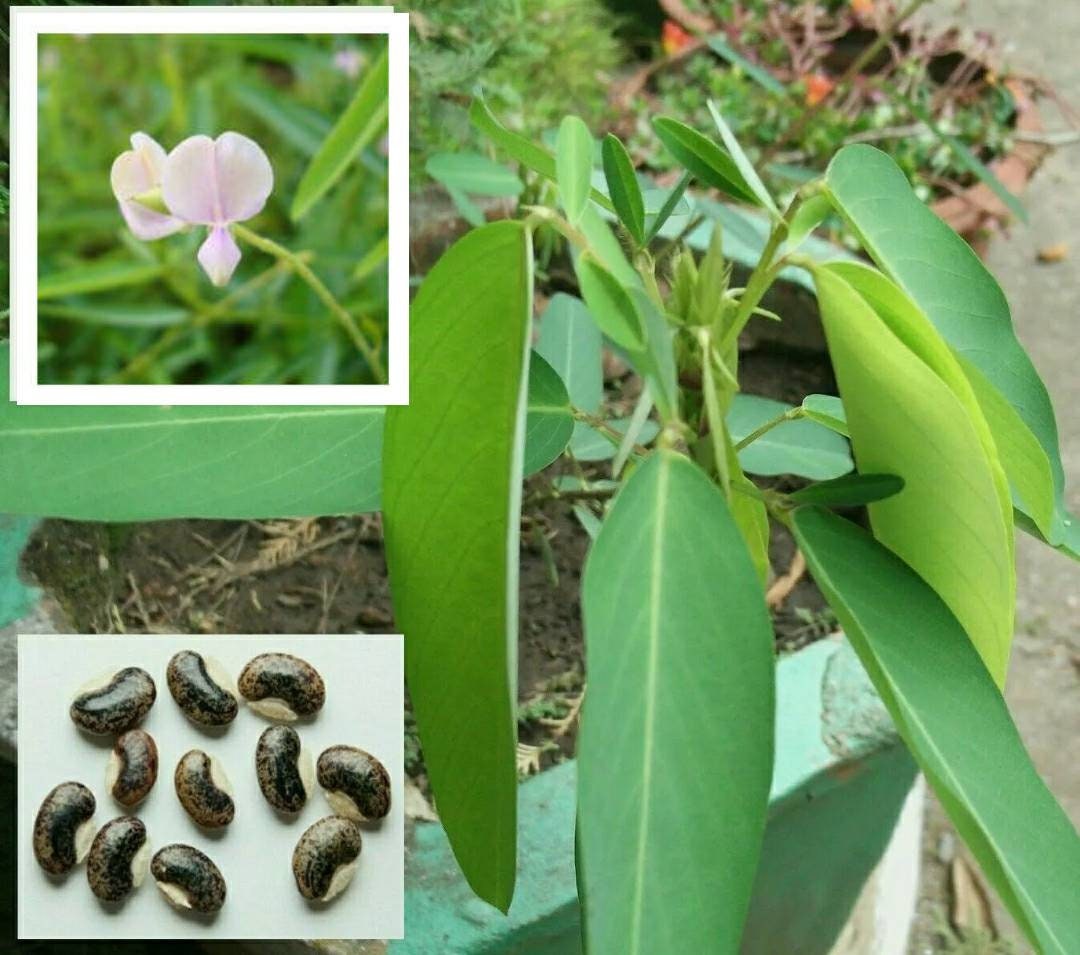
[717,219,789,354]
[572,407,652,458]
[232,223,386,383]
[112,258,300,383]
[733,407,801,452]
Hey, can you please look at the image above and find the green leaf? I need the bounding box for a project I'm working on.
[573,253,645,352]
[601,134,645,245]
[556,115,594,226]
[627,288,678,423]
[0,345,382,520]
[643,171,692,243]
[787,473,904,507]
[785,192,833,250]
[231,82,330,156]
[905,99,1027,223]
[824,144,1070,554]
[812,264,1014,684]
[800,394,848,436]
[291,41,389,220]
[651,117,761,206]
[579,450,774,954]
[469,97,614,213]
[705,35,787,96]
[728,394,853,480]
[793,507,1080,955]
[382,221,532,912]
[706,101,778,216]
[38,302,188,328]
[524,351,574,475]
[38,260,164,299]
[425,152,523,197]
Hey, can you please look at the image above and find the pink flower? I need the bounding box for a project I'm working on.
[110,132,185,241]
[333,48,364,79]
[162,132,274,286]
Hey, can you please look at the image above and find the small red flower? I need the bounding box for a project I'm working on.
[803,72,835,107]
[661,20,693,56]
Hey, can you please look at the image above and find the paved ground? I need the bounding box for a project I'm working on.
[910,2,1080,952]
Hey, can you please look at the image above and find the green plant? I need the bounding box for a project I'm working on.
[4,96,1080,955]
[379,100,1080,951]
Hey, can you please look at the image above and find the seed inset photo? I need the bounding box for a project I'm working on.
[9,6,408,405]
[17,633,403,940]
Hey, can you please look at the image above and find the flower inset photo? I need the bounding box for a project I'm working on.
[10,7,408,404]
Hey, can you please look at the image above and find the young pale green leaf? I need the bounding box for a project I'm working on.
[643,171,692,242]
[469,97,614,213]
[800,394,848,436]
[0,343,382,519]
[556,115,594,226]
[651,117,761,205]
[574,253,646,352]
[580,450,774,955]
[291,41,388,220]
[628,288,679,423]
[824,144,1071,553]
[813,264,1014,684]
[425,152,523,197]
[728,394,853,480]
[382,221,532,913]
[785,192,833,250]
[601,134,646,245]
[706,101,778,216]
[787,473,904,508]
[37,260,164,299]
[793,507,1080,955]
[579,202,641,286]
[523,351,574,475]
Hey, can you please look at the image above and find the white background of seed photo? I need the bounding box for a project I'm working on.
[17,633,404,940]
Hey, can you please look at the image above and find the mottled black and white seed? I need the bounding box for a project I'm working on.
[166,650,239,727]
[292,816,362,902]
[32,781,96,875]
[237,652,325,721]
[70,667,156,735]
[151,843,227,914]
[316,746,391,823]
[107,729,158,807]
[255,725,313,814]
[86,816,149,903]
[175,750,235,829]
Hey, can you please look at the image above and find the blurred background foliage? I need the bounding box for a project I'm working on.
[35,31,388,385]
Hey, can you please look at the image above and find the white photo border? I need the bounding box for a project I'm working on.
[10,5,409,406]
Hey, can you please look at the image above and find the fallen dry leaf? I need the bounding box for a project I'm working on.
[950,855,997,937]
[1037,242,1069,263]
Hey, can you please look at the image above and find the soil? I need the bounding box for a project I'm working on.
[20,341,837,782]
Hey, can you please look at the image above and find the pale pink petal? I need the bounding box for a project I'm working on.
[110,150,155,201]
[162,134,220,225]
[197,226,242,286]
[213,131,274,223]
[118,199,185,240]
[129,132,168,181]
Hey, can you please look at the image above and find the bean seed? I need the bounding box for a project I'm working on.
[237,652,325,721]
[70,667,156,735]
[151,843,226,914]
[316,746,391,823]
[166,650,239,727]
[255,725,314,814]
[175,750,235,829]
[86,816,149,903]
[32,781,96,876]
[292,816,362,902]
[106,729,158,808]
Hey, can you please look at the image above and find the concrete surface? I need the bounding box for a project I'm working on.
[910,2,1080,952]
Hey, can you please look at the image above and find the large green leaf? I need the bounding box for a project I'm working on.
[523,351,573,475]
[382,221,532,912]
[556,115,593,226]
[728,394,853,480]
[290,40,388,220]
[813,265,1014,683]
[579,450,774,954]
[0,344,382,519]
[824,144,1072,554]
[793,507,1080,955]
